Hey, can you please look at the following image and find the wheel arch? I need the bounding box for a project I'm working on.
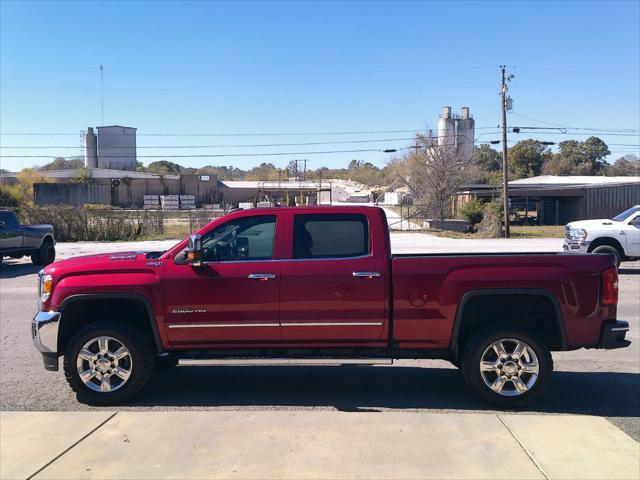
[449,288,567,359]
[39,234,55,248]
[587,237,624,256]
[58,293,163,354]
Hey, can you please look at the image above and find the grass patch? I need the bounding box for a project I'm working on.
[423,229,475,239]
[510,225,565,238]
[424,225,565,239]
[138,223,191,241]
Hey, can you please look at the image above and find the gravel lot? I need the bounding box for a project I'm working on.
[1,235,638,440]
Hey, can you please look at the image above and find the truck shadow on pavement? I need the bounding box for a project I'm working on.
[130,365,639,417]
[618,267,639,275]
[0,263,41,279]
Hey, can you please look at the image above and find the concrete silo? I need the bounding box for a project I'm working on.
[455,107,475,162]
[96,126,137,171]
[437,106,456,149]
[83,127,98,168]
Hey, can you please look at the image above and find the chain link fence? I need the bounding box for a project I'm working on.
[9,206,225,242]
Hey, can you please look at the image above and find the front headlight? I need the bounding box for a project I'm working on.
[569,228,588,241]
[39,274,53,304]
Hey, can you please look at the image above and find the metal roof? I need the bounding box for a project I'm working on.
[509,175,640,186]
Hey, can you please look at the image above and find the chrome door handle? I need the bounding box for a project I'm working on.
[353,272,381,278]
[248,273,277,281]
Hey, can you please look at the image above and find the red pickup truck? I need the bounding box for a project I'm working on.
[32,206,629,407]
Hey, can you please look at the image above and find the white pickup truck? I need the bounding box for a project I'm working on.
[564,205,640,267]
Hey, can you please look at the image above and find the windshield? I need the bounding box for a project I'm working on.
[612,206,640,222]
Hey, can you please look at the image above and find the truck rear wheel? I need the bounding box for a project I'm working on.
[31,239,56,266]
[63,320,154,405]
[461,324,552,408]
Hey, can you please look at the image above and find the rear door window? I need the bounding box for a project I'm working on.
[293,213,369,259]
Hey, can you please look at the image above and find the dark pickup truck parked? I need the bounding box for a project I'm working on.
[32,206,629,407]
[0,210,56,265]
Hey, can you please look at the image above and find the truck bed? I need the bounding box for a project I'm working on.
[391,252,616,350]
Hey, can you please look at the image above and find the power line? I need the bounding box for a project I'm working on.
[509,113,640,132]
[512,65,640,78]
[0,129,421,137]
[0,125,630,137]
[5,65,638,78]
[1,84,497,94]
[2,65,498,76]
[0,137,418,149]
[0,147,397,159]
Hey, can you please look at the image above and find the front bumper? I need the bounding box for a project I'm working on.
[563,239,590,253]
[598,320,631,349]
[32,311,61,371]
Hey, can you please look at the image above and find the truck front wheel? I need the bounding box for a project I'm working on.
[461,324,553,408]
[63,320,154,405]
[31,239,56,266]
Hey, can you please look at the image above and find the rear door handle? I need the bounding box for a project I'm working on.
[353,272,381,278]
[248,273,277,281]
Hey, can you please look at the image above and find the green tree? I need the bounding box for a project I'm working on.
[605,154,639,176]
[508,140,551,179]
[544,137,610,175]
[147,160,194,174]
[245,163,280,180]
[474,144,501,172]
[39,157,84,171]
[71,167,94,184]
[0,185,20,206]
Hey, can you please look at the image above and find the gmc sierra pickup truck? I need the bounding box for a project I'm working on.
[0,210,56,265]
[32,206,629,407]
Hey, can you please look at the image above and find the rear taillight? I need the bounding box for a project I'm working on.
[602,268,618,306]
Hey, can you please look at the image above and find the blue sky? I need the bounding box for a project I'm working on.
[1,0,639,172]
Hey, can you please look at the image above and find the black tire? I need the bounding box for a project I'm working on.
[63,320,154,405]
[154,356,179,370]
[31,239,56,266]
[461,323,553,408]
[591,245,622,268]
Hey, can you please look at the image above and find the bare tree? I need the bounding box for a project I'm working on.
[393,133,477,221]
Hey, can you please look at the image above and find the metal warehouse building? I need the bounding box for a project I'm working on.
[457,176,640,225]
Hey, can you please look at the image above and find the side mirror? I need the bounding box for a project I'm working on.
[0,220,5,229]
[185,234,203,267]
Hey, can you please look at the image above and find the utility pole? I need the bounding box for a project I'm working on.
[99,64,105,125]
[500,65,513,238]
[302,159,307,181]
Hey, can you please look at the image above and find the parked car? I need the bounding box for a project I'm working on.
[0,210,56,265]
[32,206,628,407]
[564,205,640,267]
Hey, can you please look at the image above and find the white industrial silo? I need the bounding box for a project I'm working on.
[456,107,475,162]
[437,106,456,149]
[96,126,137,171]
[83,127,98,168]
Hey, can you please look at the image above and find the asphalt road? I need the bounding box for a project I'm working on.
[1,241,638,441]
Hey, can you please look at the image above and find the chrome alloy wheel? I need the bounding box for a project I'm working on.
[76,336,133,393]
[479,338,539,397]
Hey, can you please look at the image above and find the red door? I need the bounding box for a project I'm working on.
[163,213,283,345]
[279,211,387,342]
